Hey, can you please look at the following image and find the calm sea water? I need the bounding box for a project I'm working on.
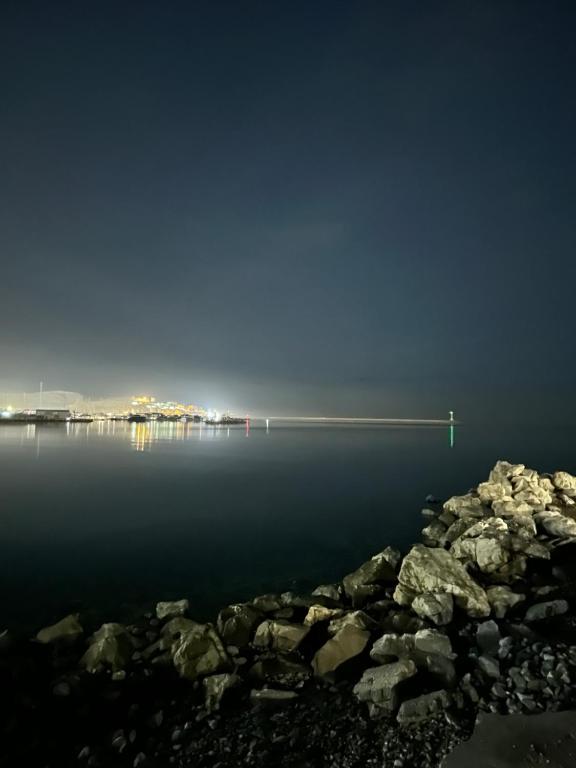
[0,420,574,631]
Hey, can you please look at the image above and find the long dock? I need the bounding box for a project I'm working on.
[249,416,459,425]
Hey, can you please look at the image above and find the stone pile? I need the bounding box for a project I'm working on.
[23,461,576,765]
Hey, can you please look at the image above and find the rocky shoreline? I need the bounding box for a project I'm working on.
[2,460,576,767]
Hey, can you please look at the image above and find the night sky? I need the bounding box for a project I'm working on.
[1,1,575,421]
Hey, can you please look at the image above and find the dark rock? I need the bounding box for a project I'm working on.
[476,620,501,656]
[524,600,569,622]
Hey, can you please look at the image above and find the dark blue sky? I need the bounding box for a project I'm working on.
[1,1,575,419]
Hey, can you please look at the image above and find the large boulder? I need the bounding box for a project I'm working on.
[394,545,490,618]
[312,625,370,677]
[217,604,262,647]
[414,629,454,659]
[370,630,455,688]
[253,620,310,653]
[36,614,83,645]
[412,593,453,626]
[81,623,134,673]
[370,633,415,662]
[342,548,399,606]
[353,659,417,713]
[534,510,576,538]
[396,689,451,724]
[171,622,230,681]
[477,482,511,504]
[489,461,525,484]
[552,471,576,497]
[311,584,342,602]
[443,494,486,519]
[449,516,548,582]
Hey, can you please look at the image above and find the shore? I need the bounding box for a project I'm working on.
[2,460,576,767]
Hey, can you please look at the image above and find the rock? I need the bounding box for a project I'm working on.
[81,623,135,673]
[342,548,399,606]
[396,689,451,724]
[552,471,576,496]
[439,510,456,526]
[312,625,370,676]
[443,518,478,544]
[217,604,262,647]
[327,610,377,638]
[513,485,553,512]
[353,659,417,713]
[477,482,511,504]
[524,600,569,622]
[443,494,486,519]
[250,688,299,703]
[476,621,501,656]
[370,633,415,662]
[477,655,500,679]
[311,584,342,601]
[534,510,576,538]
[412,593,454,626]
[394,545,490,618]
[36,614,83,644]
[203,672,241,712]
[251,594,284,613]
[492,498,533,517]
[155,599,189,620]
[422,519,447,545]
[370,630,455,687]
[414,629,454,659]
[489,461,525,484]
[171,622,230,681]
[486,586,526,618]
[303,604,343,626]
[253,620,310,652]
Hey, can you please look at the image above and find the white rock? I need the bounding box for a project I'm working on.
[156,600,189,621]
[412,593,453,625]
[36,614,83,645]
[395,545,490,618]
[492,498,534,517]
[552,471,576,496]
[477,482,511,504]
[443,494,486,519]
[486,586,525,618]
[535,510,576,538]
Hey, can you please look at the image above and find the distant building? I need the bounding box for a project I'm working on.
[35,409,71,421]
